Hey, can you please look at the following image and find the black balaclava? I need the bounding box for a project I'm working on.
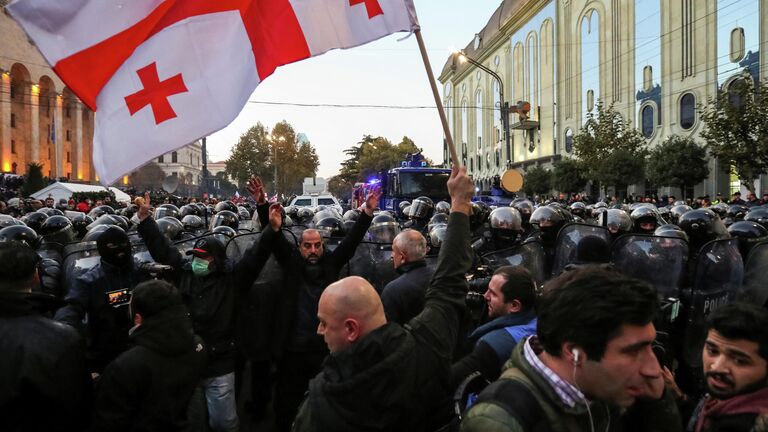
[97,226,132,269]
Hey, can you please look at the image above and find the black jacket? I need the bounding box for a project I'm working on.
[292,212,471,432]
[137,216,272,377]
[91,304,207,432]
[55,259,152,371]
[0,291,91,432]
[259,211,373,358]
[380,259,434,324]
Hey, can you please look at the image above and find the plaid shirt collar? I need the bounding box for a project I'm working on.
[523,336,586,408]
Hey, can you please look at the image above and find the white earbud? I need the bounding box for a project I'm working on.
[572,348,580,363]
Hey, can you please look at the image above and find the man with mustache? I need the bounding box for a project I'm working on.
[689,303,768,432]
[260,187,381,431]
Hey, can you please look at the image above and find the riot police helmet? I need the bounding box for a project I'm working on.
[678,209,729,251]
[182,215,205,232]
[669,204,693,225]
[156,217,184,241]
[88,205,115,219]
[315,216,344,238]
[401,205,412,219]
[0,214,23,229]
[40,215,75,245]
[209,210,239,231]
[86,214,121,231]
[284,205,299,219]
[530,206,565,242]
[179,204,199,218]
[296,207,315,225]
[656,206,670,223]
[122,204,139,219]
[744,208,768,231]
[212,225,237,240]
[237,206,251,221]
[111,214,131,231]
[37,207,56,217]
[0,225,40,248]
[407,196,434,220]
[343,209,361,223]
[313,209,337,226]
[654,224,689,243]
[727,204,749,222]
[214,200,238,214]
[727,221,768,259]
[434,201,450,215]
[594,202,608,210]
[368,213,400,243]
[469,202,489,231]
[490,207,523,233]
[343,220,356,233]
[71,213,94,239]
[630,207,661,234]
[21,211,48,234]
[569,202,587,218]
[154,204,180,220]
[598,209,632,235]
[398,201,411,212]
[429,224,448,249]
[82,224,112,242]
[512,199,535,224]
[710,203,729,219]
[428,213,449,232]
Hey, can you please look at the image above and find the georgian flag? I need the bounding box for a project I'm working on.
[8,0,419,185]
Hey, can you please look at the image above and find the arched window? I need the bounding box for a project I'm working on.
[565,129,574,153]
[679,93,695,130]
[171,151,178,163]
[727,78,748,112]
[476,90,483,164]
[641,105,654,137]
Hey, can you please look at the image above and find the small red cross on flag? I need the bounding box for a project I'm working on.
[124,62,188,125]
[350,0,384,19]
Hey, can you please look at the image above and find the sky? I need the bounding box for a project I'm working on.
[205,1,505,179]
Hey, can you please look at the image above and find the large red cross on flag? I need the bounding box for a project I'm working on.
[8,0,419,186]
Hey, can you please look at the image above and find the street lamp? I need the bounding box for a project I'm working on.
[455,50,512,166]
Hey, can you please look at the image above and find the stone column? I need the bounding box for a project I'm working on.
[0,72,10,172]
[54,95,63,177]
[75,102,83,181]
[30,86,39,163]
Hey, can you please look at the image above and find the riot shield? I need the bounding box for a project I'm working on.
[225,232,260,262]
[551,223,611,277]
[480,240,547,284]
[343,241,398,293]
[682,239,744,368]
[740,241,768,306]
[611,235,688,299]
[62,242,102,297]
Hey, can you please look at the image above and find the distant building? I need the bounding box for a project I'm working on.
[439,0,767,197]
[148,141,203,194]
[0,2,96,181]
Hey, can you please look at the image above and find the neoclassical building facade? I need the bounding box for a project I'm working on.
[440,0,767,197]
[0,2,96,182]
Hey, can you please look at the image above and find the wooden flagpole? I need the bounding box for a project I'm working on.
[414,29,461,168]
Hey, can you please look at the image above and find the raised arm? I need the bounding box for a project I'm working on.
[134,193,184,270]
[247,175,270,228]
[330,186,380,268]
[408,166,473,359]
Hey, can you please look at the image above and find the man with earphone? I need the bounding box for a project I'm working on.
[461,267,683,432]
